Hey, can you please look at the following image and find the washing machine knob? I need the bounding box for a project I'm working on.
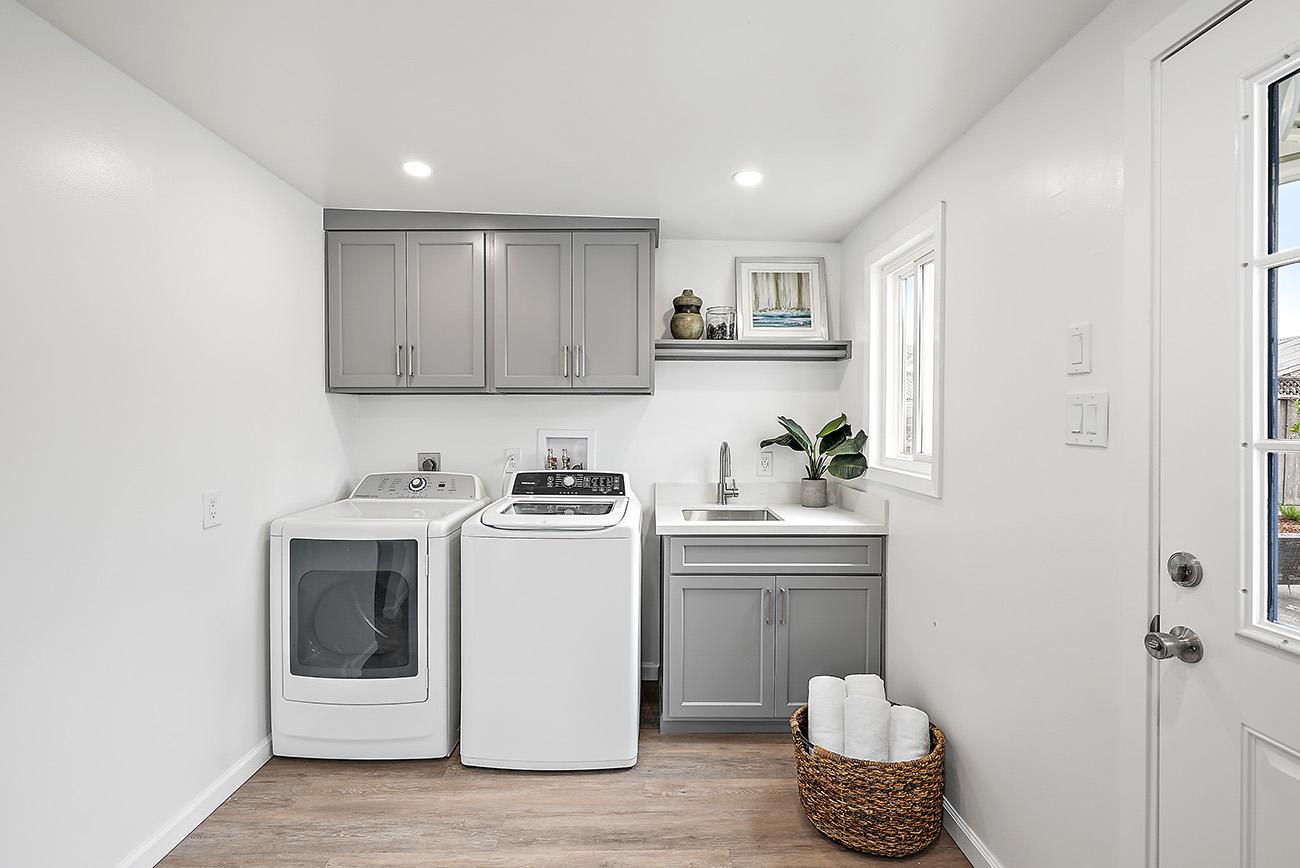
[409,476,427,492]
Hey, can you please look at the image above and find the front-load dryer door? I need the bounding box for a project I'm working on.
[280,530,428,705]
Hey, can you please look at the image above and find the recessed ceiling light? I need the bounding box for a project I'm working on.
[402,160,432,178]
[732,170,764,187]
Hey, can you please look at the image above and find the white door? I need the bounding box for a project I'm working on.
[1158,2,1300,864]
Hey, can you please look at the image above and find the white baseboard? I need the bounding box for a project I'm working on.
[641,662,659,680]
[116,735,272,868]
[943,797,1004,868]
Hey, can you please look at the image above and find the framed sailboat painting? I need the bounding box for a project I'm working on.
[734,257,829,340]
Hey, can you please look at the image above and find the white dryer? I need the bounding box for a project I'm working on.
[269,472,489,759]
[461,471,641,770]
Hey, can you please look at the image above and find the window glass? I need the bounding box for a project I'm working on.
[289,538,419,679]
[1272,262,1300,439]
[919,259,936,456]
[900,271,917,455]
[1271,70,1300,253]
[1270,454,1300,630]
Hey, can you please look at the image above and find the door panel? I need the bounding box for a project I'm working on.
[491,232,572,389]
[1157,2,1300,862]
[666,575,775,718]
[327,231,406,389]
[572,231,652,390]
[774,576,881,715]
[406,231,486,389]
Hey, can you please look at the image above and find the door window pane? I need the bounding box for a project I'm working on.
[1271,70,1300,253]
[1271,454,1300,630]
[1272,263,1300,438]
[289,538,419,679]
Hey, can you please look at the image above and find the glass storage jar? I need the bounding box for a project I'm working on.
[705,306,737,340]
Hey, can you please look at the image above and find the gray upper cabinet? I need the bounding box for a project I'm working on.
[491,232,573,390]
[665,574,775,719]
[327,232,406,389]
[406,231,486,389]
[572,232,653,391]
[774,575,883,715]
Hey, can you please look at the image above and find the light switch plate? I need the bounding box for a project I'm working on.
[1067,322,1092,375]
[1066,390,1109,447]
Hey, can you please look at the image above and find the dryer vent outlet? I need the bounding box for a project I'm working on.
[418,453,441,472]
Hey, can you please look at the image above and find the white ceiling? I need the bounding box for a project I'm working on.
[21,0,1109,240]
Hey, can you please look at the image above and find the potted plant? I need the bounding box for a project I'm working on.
[760,414,867,507]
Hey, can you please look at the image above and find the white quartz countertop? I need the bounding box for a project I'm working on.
[654,482,887,536]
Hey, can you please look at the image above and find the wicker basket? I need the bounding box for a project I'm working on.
[790,704,945,857]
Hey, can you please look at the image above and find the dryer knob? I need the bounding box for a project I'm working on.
[563,475,576,487]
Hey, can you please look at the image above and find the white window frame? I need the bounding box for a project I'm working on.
[867,202,945,498]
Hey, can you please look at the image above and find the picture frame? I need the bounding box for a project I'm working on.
[734,257,830,340]
[536,428,596,471]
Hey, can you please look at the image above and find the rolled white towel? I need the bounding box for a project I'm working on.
[845,673,886,701]
[808,675,847,754]
[843,696,891,761]
[888,705,932,762]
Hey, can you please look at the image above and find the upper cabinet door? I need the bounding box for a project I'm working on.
[406,231,486,389]
[491,233,573,390]
[571,232,653,391]
[328,231,406,389]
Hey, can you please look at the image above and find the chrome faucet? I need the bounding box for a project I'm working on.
[718,441,739,505]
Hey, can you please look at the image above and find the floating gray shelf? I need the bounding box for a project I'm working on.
[654,339,852,362]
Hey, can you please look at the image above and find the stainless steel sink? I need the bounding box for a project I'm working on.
[681,508,782,522]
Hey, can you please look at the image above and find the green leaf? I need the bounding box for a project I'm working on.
[759,433,802,452]
[817,414,847,438]
[819,424,851,453]
[776,416,813,452]
[827,452,867,479]
[825,430,866,457]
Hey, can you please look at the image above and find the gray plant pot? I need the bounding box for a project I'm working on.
[801,478,829,508]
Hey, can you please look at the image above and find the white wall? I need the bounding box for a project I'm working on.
[0,2,355,865]
[835,0,1179,865]
[353,239,848,672]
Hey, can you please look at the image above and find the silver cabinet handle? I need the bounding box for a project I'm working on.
[562,344,570,377]
[578,345,586,378]
[779,587,788,624]
[396,344,403,379]
[408,344,416,380]
[763,587,772,624]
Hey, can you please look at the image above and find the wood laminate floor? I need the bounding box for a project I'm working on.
[162,702,971,867]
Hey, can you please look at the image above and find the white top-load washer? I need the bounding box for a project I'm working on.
[269,472,489,759]
[461,471,641,770]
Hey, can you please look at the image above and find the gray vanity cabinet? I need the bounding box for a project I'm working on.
[660,536,885,732]
[774,575,883,715]
[327,231,406,389]
[327,230,487,391]
[571,232,653,391]
[665,575,775,719]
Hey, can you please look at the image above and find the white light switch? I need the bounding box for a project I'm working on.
[1066,390,1109,447]
[1067,323,1092,375]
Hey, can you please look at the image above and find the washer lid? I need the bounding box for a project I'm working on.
[479,496,629,531]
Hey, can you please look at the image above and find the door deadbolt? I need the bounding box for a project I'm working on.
[1144,624,1203,663]
[1167,552,1203,588]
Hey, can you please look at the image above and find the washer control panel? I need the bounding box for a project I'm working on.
[511,471,626,496]
[351,473,474,500]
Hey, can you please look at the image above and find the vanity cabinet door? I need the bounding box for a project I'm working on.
[774,575,882,716]
[666,575,775,719]
[327,231,406,389]
[406,231,486,389]
[490,232,573,390]
[571,231,652,391]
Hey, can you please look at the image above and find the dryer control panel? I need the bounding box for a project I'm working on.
[351,473,478,500]
[511,471,626,497]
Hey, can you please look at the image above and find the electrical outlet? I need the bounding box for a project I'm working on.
[758,450,774,477]
[504,448,522,473]
[417,452,441,472]
[202,490,222,529]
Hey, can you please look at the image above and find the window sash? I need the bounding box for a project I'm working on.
[883,246,936,470]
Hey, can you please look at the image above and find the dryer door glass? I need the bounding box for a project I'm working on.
[288,538,419,679]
